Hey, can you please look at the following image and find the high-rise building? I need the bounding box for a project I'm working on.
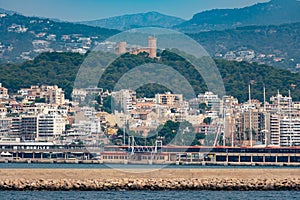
[21,116,38,141]
[0,117,11,136]
[38,114,65,140]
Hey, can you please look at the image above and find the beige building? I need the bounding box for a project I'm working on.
[0,83,9,99]
[43,85,65,105]
[155,92,183,107]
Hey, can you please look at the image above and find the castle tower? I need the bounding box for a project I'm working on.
[148,36,157,58]
[114,41,127,54]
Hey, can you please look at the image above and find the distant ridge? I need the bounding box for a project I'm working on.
[78,11,186,30]
[0,8,18,15]
[174,0,300,32]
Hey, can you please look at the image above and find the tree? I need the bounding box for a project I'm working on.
[35,98,45,103]
[203,117,212,125]
[101,96,112,113]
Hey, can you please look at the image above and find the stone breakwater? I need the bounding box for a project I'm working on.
[0,178,300,191]
[1,168,299,191]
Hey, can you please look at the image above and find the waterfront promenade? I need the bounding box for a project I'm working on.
[0,168,299,190]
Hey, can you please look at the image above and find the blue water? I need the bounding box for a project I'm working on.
[0,191,299,200]
[0,162,299,169]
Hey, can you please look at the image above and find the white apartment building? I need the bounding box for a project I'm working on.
[9,113,65,141]
[37,114,65,140]
[112,89,136,114]
[279,118,300,147]
[71,117,101,136]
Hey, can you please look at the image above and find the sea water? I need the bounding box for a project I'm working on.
[0,191,299,200]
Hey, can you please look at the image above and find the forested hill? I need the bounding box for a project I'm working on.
[175,0,300,32]
[0,51,299,102]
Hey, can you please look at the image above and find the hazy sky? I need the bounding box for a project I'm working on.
[0,0,270,21]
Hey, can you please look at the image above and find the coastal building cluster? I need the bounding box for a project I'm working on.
[0,13,102,61]
[0,82,300,147]
[216,48,299,70]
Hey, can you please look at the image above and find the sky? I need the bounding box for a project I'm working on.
[0,0,270,21]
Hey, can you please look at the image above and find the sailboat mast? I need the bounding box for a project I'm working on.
[223,103,226,146]
[263,86,268,146]
[278,90,281,146]
[249,84,253,147]
[289,90,292,146]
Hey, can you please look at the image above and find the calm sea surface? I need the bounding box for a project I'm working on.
[0,191,299,200]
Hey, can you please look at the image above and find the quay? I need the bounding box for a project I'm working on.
[0,142,300,166]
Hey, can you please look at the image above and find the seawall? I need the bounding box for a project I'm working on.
[0,168,299,191]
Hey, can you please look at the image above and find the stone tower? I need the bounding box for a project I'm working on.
[148,36,157,58]
[114,41,127,54]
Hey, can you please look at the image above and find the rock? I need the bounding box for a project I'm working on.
[0,177,299,191]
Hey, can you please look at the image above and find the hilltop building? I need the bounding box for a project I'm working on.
[114,36,157,58]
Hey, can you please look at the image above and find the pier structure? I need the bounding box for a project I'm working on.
[0,142,300,166]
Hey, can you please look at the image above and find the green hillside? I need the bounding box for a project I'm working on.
[0,51,299,102]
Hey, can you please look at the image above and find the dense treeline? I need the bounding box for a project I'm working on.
[0,51,300,102]
[0,52,84,99]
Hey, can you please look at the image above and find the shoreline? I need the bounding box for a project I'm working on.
[0,168,299,191]
[1,158,300,167]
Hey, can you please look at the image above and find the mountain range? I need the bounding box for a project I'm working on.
[174,0,300,32]
[79,0,300,32]
[79,11,185,30]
